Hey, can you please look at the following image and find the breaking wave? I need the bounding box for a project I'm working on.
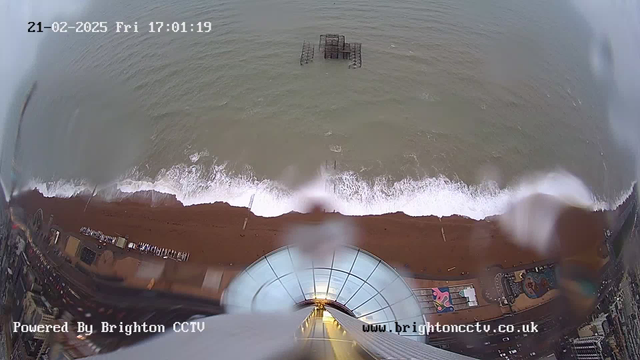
[22,163,632,220]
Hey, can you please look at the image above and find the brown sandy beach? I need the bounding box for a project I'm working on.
[13,189,613,279]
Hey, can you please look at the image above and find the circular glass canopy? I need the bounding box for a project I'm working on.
[223,245,425,340]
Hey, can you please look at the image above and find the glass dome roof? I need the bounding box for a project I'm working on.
[223,245,425,340]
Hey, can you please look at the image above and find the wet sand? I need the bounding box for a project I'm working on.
[13,190,613,278]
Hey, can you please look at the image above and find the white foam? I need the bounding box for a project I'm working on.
[23,164,631,220]
[23,178,93,199]
[189,150,210,163]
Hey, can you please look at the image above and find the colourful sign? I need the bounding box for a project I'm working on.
[522,269,557,299]
[432,287,455,313]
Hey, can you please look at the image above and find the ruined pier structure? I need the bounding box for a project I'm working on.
[300,34,362,69]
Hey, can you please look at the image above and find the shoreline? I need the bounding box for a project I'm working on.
[24,175,636,220]
[12,188,629,278]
